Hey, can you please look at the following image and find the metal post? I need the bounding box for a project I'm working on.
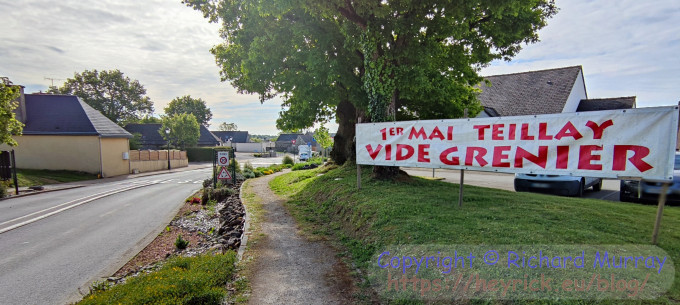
[458,108,468,207]
[432,168,435,178]
[11,150,18,195]
[212,149,217,188]
[231,149,236,185]
[356,117,362,190]
[652,183,670,245]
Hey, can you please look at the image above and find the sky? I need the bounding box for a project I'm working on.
[1,0,678,135]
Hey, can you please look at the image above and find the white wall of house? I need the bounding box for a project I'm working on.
[234,142,273,152]
[562,70,588,113]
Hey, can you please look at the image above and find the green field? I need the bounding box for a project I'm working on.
[271,164,680,304]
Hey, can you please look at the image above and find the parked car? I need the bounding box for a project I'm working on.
[298,145,311,161]
[514,174,603,197]
[620,153,680,204]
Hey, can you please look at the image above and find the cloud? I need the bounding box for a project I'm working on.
[482,0,680,106]
[2,0,678,136]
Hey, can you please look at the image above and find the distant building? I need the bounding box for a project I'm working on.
[211,131,250,144]
[1,91,132,177]
[124,124,221,149]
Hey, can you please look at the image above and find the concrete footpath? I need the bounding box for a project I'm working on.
[1,162,212,200]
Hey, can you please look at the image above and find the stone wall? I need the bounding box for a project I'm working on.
[129,150,188,173]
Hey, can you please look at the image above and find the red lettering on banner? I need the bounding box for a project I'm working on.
[578,145,603,170]
[508,124,517,140]
[612,145,653,172]
[538,123,553,140]
[514,146,548,168]
[447,126,454,141]
[429,127,445,140]
[586,120,614,140]
[396,144,414,161]
[492,124,504,140]
[492,146,512,167]
[385,144,392,161]
[366,144,383,160]
[418,144,431,162]
[556,146,569,169]
[465,147,488,167]
[440,147,460,165]
[555,122,583,140]
[409,127,428,140]
[521,123,535,140]
[474,125,491,140]
[380,128,387,140]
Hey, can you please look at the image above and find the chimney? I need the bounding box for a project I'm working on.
[12,85,26,123]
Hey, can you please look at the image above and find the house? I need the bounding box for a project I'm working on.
[211,131,250,144]
[124,124,222,149]
[275,132,323,153]
[1,91,132,177]
[275,133,302,152]
[477,66,635,117]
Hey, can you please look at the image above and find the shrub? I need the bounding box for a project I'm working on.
[175,234,190,250]
[243,171,255,179]
[282,155,294,165]
[202,186,235,204]
[0,181,8,198]
[253,170,263,177]
[202,178,212,188]
[229,158,242,174]
[243,162,254,171]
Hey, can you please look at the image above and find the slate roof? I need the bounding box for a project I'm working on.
[124,123,166,146]
[276,133,302,142]
[22,94,132,138]
[125,124,222,146]
[577,96,636,112]
[198,126,222,146]
[211,131,250,143]
[477,66,583,117]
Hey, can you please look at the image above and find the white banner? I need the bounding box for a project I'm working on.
[356,107,679,180]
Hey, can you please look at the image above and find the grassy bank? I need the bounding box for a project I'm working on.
[15,169,97,187]
[270,164,680,304]
[78,253,237,305]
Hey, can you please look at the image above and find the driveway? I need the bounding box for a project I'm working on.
[402,167,622,201]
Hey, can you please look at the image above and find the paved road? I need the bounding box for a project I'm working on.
[403,167,622,201]
[0,168,212,305]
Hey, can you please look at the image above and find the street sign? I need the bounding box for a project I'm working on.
[217,151,230,166]
[217,167,232,180]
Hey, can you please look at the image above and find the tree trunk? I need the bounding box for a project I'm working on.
[371,91,399,179]
[330,99,357,165]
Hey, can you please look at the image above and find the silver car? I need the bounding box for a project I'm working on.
[515,174,603,197]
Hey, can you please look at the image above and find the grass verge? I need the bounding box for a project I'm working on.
[78,253,236,305]
[270,164,680,304]
[15,169,97,187]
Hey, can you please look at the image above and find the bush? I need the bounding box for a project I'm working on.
[201,187,235,204]
[175,234,190,250]
[243,162,254,171]
[229,158,242,174]
[202,178,212,188]
[0,181,8,198]
[282,155,294,165]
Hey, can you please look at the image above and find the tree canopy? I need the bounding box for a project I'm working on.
[314,125,333,150]
[52,69,154,125]
[165,95,213,126]
[0,77,24,147]
[160,113,201,149]
[186,0,557,171]
[217,122,238,131]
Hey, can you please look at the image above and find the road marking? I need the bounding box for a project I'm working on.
[0,181,157,235]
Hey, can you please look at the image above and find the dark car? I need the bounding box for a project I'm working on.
[515,174,602,197]
[620,153,680,204]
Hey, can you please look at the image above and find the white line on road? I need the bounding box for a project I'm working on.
[0,181,157,235]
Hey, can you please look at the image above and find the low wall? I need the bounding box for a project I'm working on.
[129,150,188,173]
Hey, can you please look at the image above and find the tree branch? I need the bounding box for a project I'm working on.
[337,0,367,30]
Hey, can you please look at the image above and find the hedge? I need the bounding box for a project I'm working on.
[186,147,232,162]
